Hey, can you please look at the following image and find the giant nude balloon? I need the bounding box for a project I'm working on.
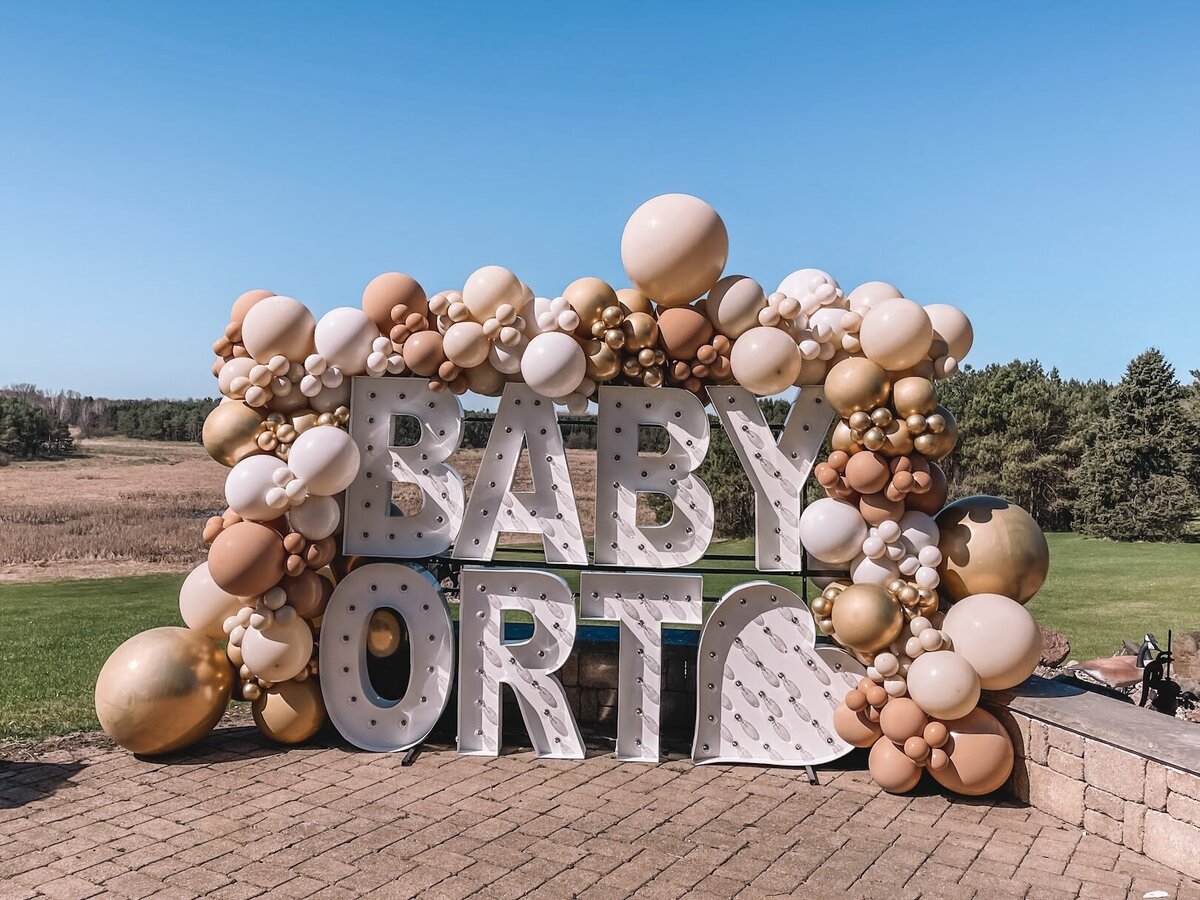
[241,296,316,363]
[620,193,728,307]
[927,707,1015,796]
[906,650,981,721]
[799,498,868,564]
[729,326,802,396]
[858,298,933,372]
[935,496,1049,604]
[942,593,1041,690]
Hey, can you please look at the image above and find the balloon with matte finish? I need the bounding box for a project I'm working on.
[621,194,728,307]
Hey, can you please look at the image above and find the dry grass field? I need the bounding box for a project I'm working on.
[0,438,604,582]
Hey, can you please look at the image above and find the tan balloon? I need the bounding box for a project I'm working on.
[362,272,427,333]
[858,298,933,372]
[207,521,286,597]
[942,593,1041,690]
[879,419,915,458]
[869,735,923,793]
[936,496,1049,604]
[706,275,767,339]
[730,326,802,396]
[794,356,828,387]
[252,678,326,745]
[658,307,714,360]
[95,627,233,755]
[879,697,929,744]
[462,266,524,322]
[834,703,883,748]
[368,608,407,657]
[563,277,619,337]
[230,289,274,326]
[281,569,329,619]
[924,303,974,362]
[824,357,891,417]
[891,376,937,418]
[402,330,446,377]
[906,462,948,515]
[443,321,490,368]
[927,707,1014,796]
[844,452,889,495]
[616,288,655,316]
[860,491,905,526]
[241,296,316,363]
[830,583,904,654]
[620,193,728,307]
[906,650,981,720]
[202,401,265,467]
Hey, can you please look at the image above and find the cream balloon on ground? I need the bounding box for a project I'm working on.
[620,193,728,307]
[240,615,314,683]
[799,498,869,564]
[942,593,1041,690]
[288,425,361,496]
[520,331,586,398]
[906,650,981,720]
[729,326,801,396]
[315,307,379,375]
[179,562,244,641]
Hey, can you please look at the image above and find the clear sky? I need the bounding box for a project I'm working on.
[2,1,1198,399]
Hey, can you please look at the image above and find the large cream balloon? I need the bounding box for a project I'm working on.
[241,296,316,363]
[906,650,981,720]
[942,594,1041,690]
[706,275,767,338]
[315,307,379,375]
[858,298,933,372]
[288,494,342,541]
[442,321,490,368]
[225,454,290,521]
[729,326,802,396]
[520,331,586,398]
[924,303,974,362]
[95,627,233,755]
[847,281,903,315]
[462,266,525,322]
[240,615,313,683]
[179,563,244,641]
[620,193,728,307]
[287,425,361,496]
[799,498,868,564]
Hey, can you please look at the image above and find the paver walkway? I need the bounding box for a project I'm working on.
[2,724,1197,900]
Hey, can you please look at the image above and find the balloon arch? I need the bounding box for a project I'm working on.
[96,194,1050,797]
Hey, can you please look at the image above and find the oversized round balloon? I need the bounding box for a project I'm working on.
[202,401,265,468]
[729,326,801,396]
[869,734,922,793]
[830,583,904,654]
[288,425,361,496]
[905,650,981,720]
[315,307,379,376]
[208,521,286,597]
[706,275,767,339]
[179,562,244,641]
[252,678,327,745]
[95,627,233,755]
[241,296,316,363]
[936,496,1049,603]
[520,331,586,399]
[362,272,427,333]
[240,615,314,683]
[858,298,933,372]
[926,707,1014,796]
[621,194,728,307]
[463,265,524,322]
[799,498,868,564]
[225,455,291,521]
[942,593,1041,690]
[924,303,973,363]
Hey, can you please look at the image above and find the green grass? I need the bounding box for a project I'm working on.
[3,534,1197,741]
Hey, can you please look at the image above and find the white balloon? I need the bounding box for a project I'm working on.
[799,498,868,564]
[776,268,842,305]
[850,552,900,586]
[225,455,291,521]
[240,615,313,682]
[315,307,379,376]
[899,510,940,554]
[520,331,586,398]
[179,562,244,640]
[288,494,342,541]
[442,321,490,369]
[288,425,361,496]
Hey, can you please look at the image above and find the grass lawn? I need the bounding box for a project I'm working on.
[2,533,1197,741]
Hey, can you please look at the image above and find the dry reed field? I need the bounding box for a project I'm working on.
[0,438,603,582]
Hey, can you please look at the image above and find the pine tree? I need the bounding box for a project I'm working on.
[1073,349,1198,541]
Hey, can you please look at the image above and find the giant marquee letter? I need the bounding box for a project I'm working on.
[457,567,584,758]
[454,384,587,564]
[320,563,455,752]
[344,377,464,558]
[594,386,713,568]
[708,385,833,571]
[693,582,856,767]
[579,572,702,762]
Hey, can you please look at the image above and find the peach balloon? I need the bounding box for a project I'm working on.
[362,272,427,333]
[879,697,929,744]
[208,521,286,597]
[230,289,274,326]
[463,265,525,322]
[927,707,1015,796]
[620,193,728,307]
[834,703,883,748]
[924,303,974,362]
[658,307,714,360]
[241,296,317,363]
[729,326,801,396]
[402,330,446,377]
[252,678,326,745]
[869,736,923,793]
[844,452,890,495]
[905,650,981,721]
[906,462,948,515]
[706,275,767,339]
[858,298,933,372]
[942,593,1041,690]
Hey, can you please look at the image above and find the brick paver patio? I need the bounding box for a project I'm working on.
[2,722,1198,900]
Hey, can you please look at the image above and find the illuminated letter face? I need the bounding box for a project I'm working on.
[708,386,834,571]
[594,386,714,568]
[454,384,587,564]
[693,582,859,767]
[319,563,455,752]
[343,377,464,558]
[579,572,703,762]
[457,567,584,759]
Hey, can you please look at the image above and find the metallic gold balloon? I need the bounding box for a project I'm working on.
[202,401,266,467]
[831,421,862,455]
[563,277,618,338]
[616,288,655,316]
[936,495,1049,604]
[830,584,904,654]
[879,418,915,458]
[824,357,891,417]
[914,405,958,460]
[95,627,233,755]
[368,608,407,657]
[622,312,659,352]
[252,678,327,745]
[891,376,937,418]
[585,341,622,382]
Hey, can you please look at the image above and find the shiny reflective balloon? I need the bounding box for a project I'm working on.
[936,496,1049,604]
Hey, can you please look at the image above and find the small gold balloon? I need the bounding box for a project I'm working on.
[926,414,946,434]
[591,320,607,339]
[367,608,407,657]
[563,276,618,338]
[830,584,905,654]
[622,311,659,352]
[863,427,886,451]
[849,410,871,432]
[616,288,655,316]
[891,376,937,417]
[871,407,894,427]
[915,405,957,460]
[622,357,641,377]
[604,328,626,350]
[95,627,234,755]
[586,341,622,382]
[252,678,327,745]
[906,414,928,435]
[602,305,624,328]
[202,401,266,467]
[642,367,664,388]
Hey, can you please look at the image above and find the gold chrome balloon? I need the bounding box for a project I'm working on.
[622,311,659,352]
[936,495,1049,604]
[95,627,234,755]
[202,401,266,467]
[891,376,937,417]
[829,584,904,654]
[563,276,618,338]
[367,608,406,657]
[585,341,622,382]
[252,678,327,745]
[616,288,655,316]
[914,405,958,460]
[824,357,891,417]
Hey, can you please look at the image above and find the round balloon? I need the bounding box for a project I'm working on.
[208,521,286,597]
[402,330,445,377]
[362,272,427,333]
[830,583,904,654]
[906,650,981,720]
[834,703,882,748]
[520,331,586,399]
[706,275,767,339]
[869,735,923,793]
[288,426,361,496]
[225,455,291,522]
[288,494,341,541]
[442,321,490,369]
[658,307,714,360]
[799,498,868,564]
[563,277,618,338]
[847,281,903,315]
[95,627,233,755]
[926,707,1014,796]
[203,401,265,468]
[230,289,274,326]
[252,678,326,744]
[179,563,244,641]
[620,193,728,307]
[936,496,1049,603]
[858,299,933,372]
[241,296,316,363]
[240,615,313,682]
[729,326,801,396]
[942,593,1041,690]
[824,357,890,417]
[315,307,379,375]
[462,266,524,322]
[924,303,973,362]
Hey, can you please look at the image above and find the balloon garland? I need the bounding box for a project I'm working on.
[95,193,1051,798]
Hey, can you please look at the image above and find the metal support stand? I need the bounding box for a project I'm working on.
[402,744,422,767]
[805,765,818,786]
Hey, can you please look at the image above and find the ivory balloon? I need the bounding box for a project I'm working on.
[924,303,974,362]
[898,511,940,554]
[729,326,801,396]
[225,455,290,521]
[288,426,361,496]
[869,735,923,793]
[208,522,286,597]
[847,281,903,315]
[927,707,1014,796]
[520,331,586,398]
[362,272,427,332]
[906,651,981,720]
[858,299,933,372]
[442,321,490,369]
[849,552,900,587]
[936,496,1049,603]
[95,627,233,755]
[777,268,841,304]
[241,296,316,363]
[943,593,1041,690]
[706,275,767,338]
[315,307,379,375]
[252,678,326,744]
[830,583,904,654]
[240,614,314,682]
[620,193,728,307]
[202,401,265,467]
[218,357,256,398]
[462,266,524,321]
[288,493,341,541]
[824,357,890,416]
[179,562,244,641]
[799,498,868,564]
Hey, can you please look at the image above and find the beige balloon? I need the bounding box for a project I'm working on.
[252,678,326,745]
[620,193,728,307]
[868,735,923,793]
[95,627,233,755]
[905,650,981,720]
[442,321,490,368]
[462,265,524,322]
[706,275,767,339]
[241,296,317,363]
[729,326,801,396]
[858,298,933,372]
[847,281,903,314]
[924,303,974,362]
[465,360,506,396]
[942,593,1041,690]
[362,272,427,332]
[179,562,244,640]
[230,289,274,326]
[936,496,1050,604]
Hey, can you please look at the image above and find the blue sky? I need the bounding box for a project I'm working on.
[2,1,1198,399]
